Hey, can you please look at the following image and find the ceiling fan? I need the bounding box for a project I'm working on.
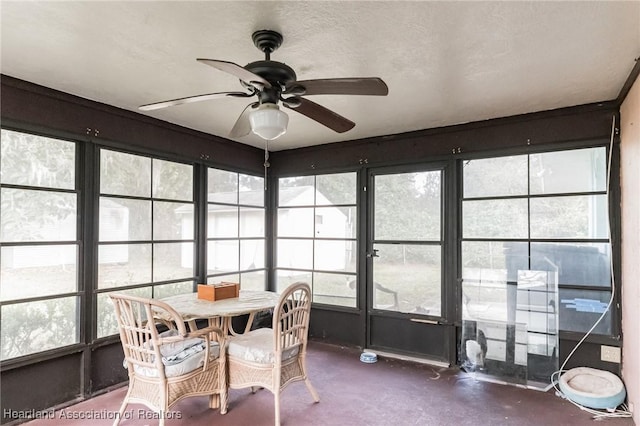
[139,30,389,141]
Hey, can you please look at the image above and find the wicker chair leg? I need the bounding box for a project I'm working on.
[112,413,122,426]
[220,391,228,415]
[274,390,281,426]
[113,398,128,426]
[209,394,220,409]
[305,378,320,402]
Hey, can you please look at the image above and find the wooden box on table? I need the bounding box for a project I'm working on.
[197,282,240,301]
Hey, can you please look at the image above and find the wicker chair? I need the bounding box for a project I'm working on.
[110,293,227,426]
[227,282,319,425]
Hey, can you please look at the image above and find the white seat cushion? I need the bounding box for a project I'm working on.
[131,330,220,378]
[156,329,204,358]
[227,327,299,364]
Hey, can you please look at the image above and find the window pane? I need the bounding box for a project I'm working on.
[1,245,77,301]
[276,172,358,308]
[314,240,356,273]
[97,287,151,338]
[98,244,151,288]
[278,176,315,206]
[558,289,611,334]
[531,242,610,287]
[1,188,77,242]
[461,148,612,338]
[530,195,608,239]
[154,281,193,299]
[463,155,528,198]
[207,168,265,285]
[207,274,239,285]
[461,241,529,283]
[462,276,509,322]
[374,171,441,241]
[99,197,151,241]
[153,242,194,281]
[463,199,528,239]
[312,272,357,308]
[154,201,193,240]
[208,205,238,238]
[152,159,193,201]
[240,271,266,291]
[240,207,264,238]
[316,173,357,205]
[530,148,606,195]
[277,208,314,238]
[315,206,357,238]
[240,239,264,270]
[208,168,237,203]
[1,296,79,359]
[239,174,264,206]
[207,240,239,273]
[515,310,555,335]
[177,203,194,240]
[1,129,75,189]
[277,239,313,270]
[373,243,441,316]
[100,150,150,197]
[276,270,312,293]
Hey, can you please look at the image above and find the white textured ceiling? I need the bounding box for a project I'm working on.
[1,1,639,151]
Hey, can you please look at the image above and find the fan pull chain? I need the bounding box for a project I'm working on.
[264,140,270,191]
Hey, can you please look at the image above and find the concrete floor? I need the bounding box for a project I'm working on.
[23,341,634,426]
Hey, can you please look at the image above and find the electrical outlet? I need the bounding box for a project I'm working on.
[600,345,621,363]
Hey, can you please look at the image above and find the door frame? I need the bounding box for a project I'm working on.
[362,160,458,364]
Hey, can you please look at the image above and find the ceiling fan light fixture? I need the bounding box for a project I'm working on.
[249,103,288,140]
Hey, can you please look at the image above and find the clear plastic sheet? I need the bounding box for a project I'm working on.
[461,269,558,390]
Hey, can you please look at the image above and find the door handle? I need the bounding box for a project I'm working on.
[410,318,439,325]
[366,249,379,258]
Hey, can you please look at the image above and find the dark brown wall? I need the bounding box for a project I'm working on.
[271,102,618,175]
[1,353,83,422]
[1,74,265,173]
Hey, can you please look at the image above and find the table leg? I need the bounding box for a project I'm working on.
[244,312,256,333]
[187,320,198,332]
[207,317,225,330]
[227,312,257,335]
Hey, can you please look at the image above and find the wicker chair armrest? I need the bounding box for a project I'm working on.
[186,325,226,346]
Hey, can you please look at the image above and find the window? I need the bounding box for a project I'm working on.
[206,168,266,290]
[1,129,79,359]
[96,149,195,338]
[276,172,357,307]
[372,170,443,315]
[461,147,612,335]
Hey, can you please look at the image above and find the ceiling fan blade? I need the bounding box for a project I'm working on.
[139,91,252,111]
[229,102,259,138]
[284,97,355,133]
[197,59,272,89]
[284,78,388,96]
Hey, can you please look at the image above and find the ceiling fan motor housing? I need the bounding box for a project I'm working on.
[244,61,297,85]
[244,60,297,104]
